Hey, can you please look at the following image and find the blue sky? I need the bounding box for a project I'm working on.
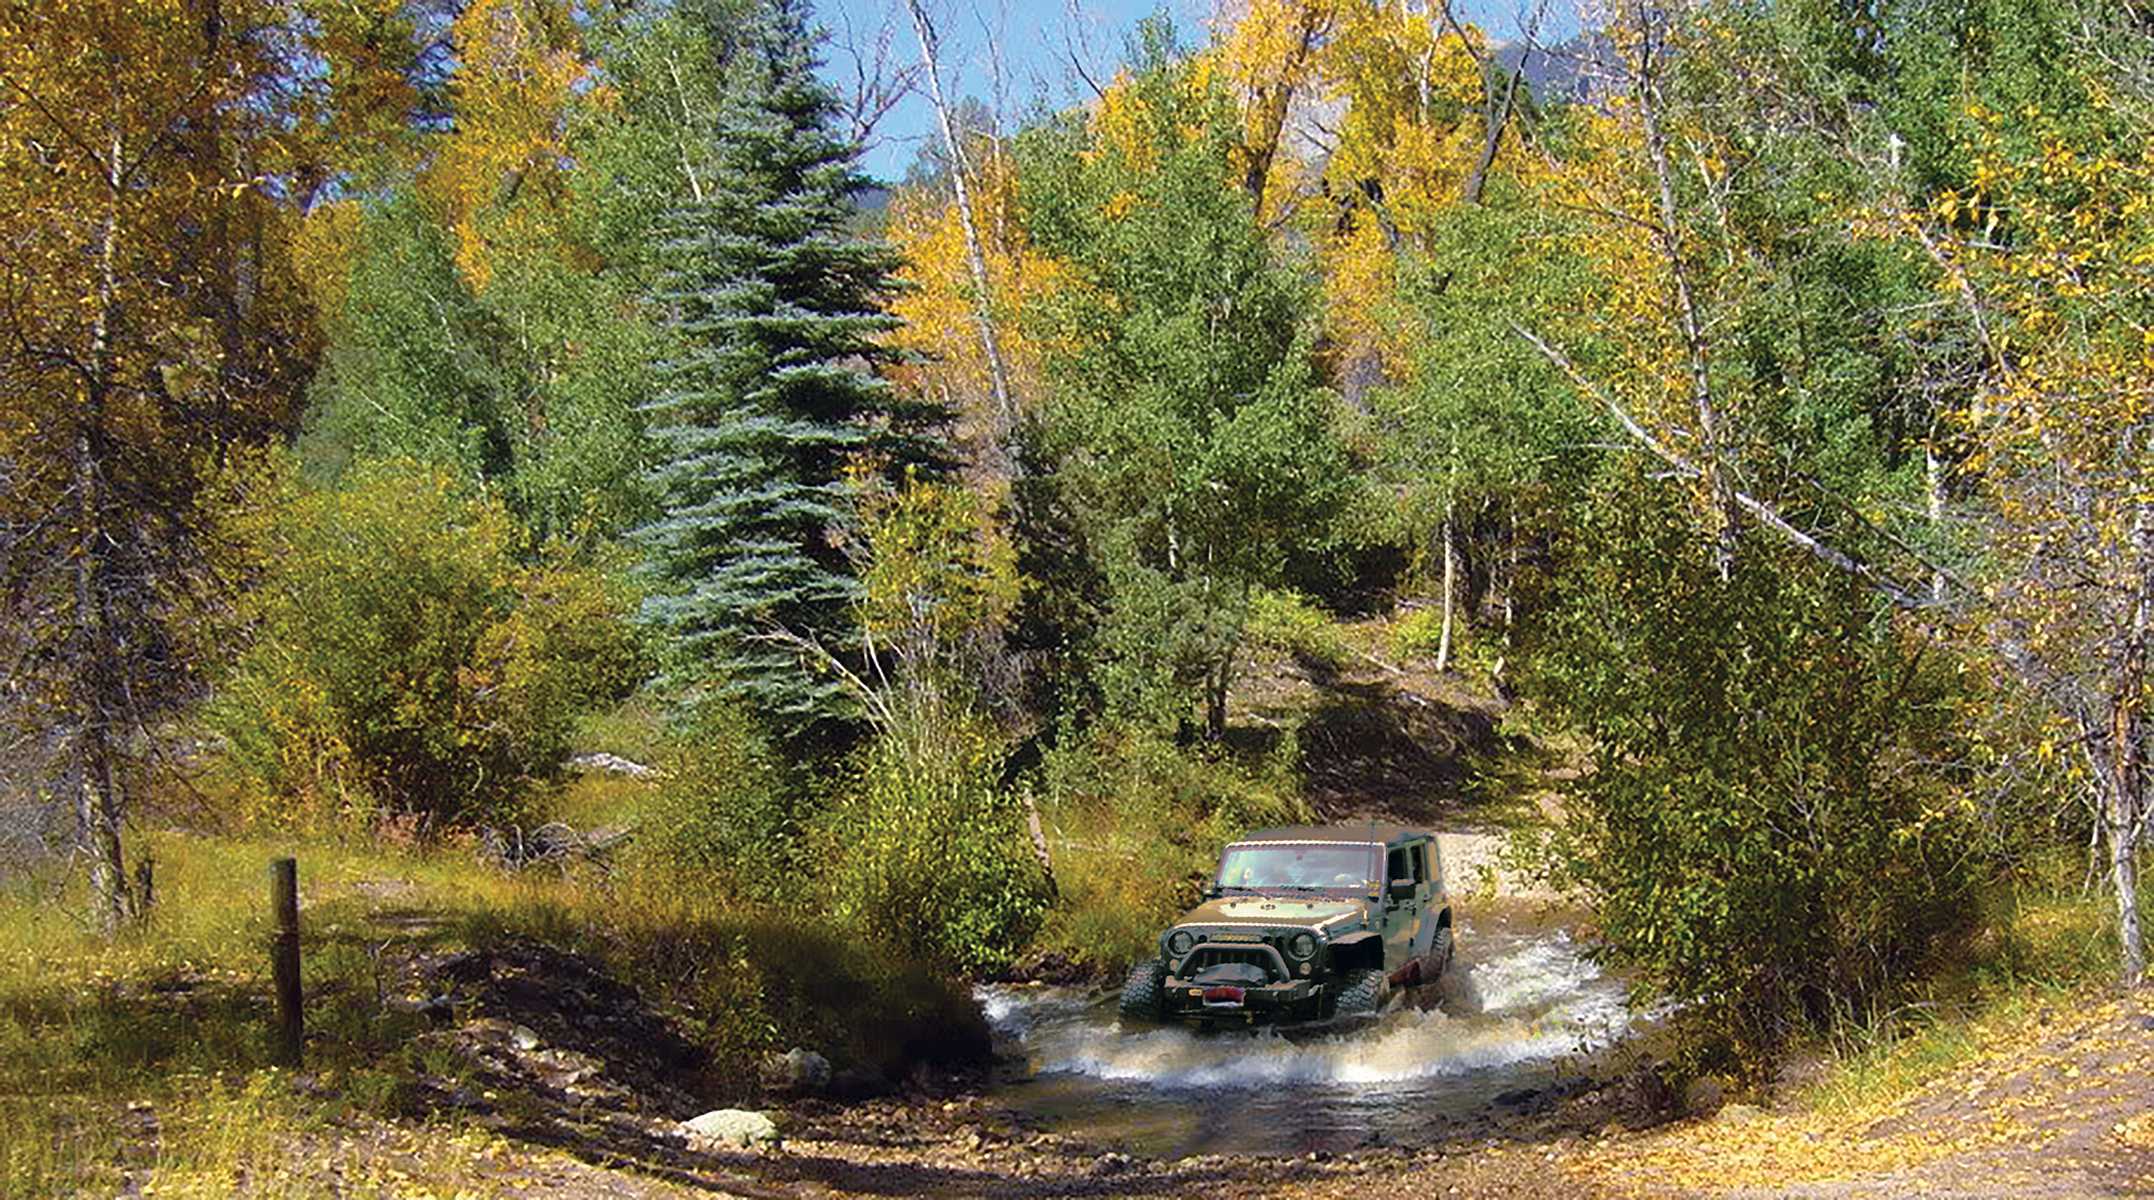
[811,0,1575,184]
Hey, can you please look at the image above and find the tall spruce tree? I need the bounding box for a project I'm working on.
[634,0,940,746]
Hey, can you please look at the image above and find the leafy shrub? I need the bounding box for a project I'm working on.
[633,700,799,905]
[1519,488,1982,1079]
[817,712,1052,975]
[1028,725,1310,968]
[1247,588,1350,669]
[1390,604,1448,660]
[208,454,642,829]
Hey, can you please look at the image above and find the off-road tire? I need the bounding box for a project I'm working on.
[1427,927,1454,979]
[1328,967,1387,1018]
[1118,959,1164,1024]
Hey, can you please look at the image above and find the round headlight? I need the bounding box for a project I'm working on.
[1168,930,1196,955]
[1289,932,1317,960]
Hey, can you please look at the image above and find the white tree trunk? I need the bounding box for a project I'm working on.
[1435,512,1456,673]
[904,0,1017,457]
[78,127,134,933]
[2108,501,2153,980]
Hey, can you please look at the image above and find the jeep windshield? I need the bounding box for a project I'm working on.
[1214,842,1378,893]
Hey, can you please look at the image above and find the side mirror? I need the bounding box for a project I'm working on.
[1388,878,1416,900]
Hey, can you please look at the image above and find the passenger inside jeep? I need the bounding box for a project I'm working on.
[1216,844,1375,892]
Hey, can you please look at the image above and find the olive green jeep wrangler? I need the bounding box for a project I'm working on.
[1119,824,1454,1027]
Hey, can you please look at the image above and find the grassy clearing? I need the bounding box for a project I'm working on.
[0,810,987,1197]
[0,830,513,1196]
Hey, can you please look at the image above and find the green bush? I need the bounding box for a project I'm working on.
[633,700,799,905]
[1247,588,1350,669]
[208,454,642,829]
[1519,486,1982,1079]
[817,712,1051,975]
[1028,724,1311,968]
[1390,605,1448,661]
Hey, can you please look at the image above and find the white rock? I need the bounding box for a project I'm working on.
[683,1109,780,1151]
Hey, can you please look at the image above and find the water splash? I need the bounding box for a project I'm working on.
[981,905,1641,1156]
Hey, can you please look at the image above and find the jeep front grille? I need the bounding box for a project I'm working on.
[1184,944,1287,982]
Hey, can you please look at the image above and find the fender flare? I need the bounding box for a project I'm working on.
[1327,930,1384,973]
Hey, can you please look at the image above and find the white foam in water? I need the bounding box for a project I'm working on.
[980,928,1636,1092]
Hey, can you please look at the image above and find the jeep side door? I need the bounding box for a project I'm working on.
[1379,842,1425,970]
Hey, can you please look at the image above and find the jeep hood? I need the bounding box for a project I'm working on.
[1174,895,1369,932]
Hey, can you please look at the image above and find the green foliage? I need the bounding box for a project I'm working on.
[1360,198,1603,550]
[1011,35,1352,738]
[208,454,642,829]
[1519,479,1982,1077]
[818,713,1050,975]
[301,185,519,490]
[1246,588,1350,669]
[1029,725,1311,968]
[633,700,800,904]
[851,467,1019,693]
[1389,605,1449,661]
[632,0,944,747]
[301,178,660,545]
[809,473,1046,974]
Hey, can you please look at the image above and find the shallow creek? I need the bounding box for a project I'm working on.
[979,900,1642,1158]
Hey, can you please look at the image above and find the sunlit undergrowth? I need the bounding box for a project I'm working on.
[1246,587,1353,670]
[1803,855,2147,1117]
[1026,727,1312,970]
[0,818,980,1197]
[0,830,522,1196]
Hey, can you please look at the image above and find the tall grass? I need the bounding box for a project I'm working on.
[1802,856,2146,1116]
[0,805,1002,1196]
[0,829,525,1196]
[1028,728,1311,970]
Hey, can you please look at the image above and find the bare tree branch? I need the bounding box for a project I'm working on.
[829,1,925,158]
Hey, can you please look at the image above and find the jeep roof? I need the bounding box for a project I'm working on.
[1227,824,1430,847]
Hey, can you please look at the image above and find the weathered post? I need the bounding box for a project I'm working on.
[270,857,302,1066]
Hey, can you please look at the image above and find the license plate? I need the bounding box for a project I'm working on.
[1201,986,1246,1006]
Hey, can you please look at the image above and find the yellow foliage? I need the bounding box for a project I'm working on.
[290,199,363,324]
[417,0,589,294]
[886,153,1060,450]
[1322,210,1413,377]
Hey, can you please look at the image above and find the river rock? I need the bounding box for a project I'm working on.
[1088,1152,1132,1175]
[1682,1074,1726,1118]
[1626,1058,1676,1115]
[683,1108,780,1151]
[759,1046,832,1095]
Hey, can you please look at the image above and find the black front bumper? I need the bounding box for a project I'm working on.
[1158,974,1320,1022]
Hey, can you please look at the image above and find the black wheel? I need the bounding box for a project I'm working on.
[1328,967,1387,1018]
[1427,927,1454,980]
[1118,959,1163,1024]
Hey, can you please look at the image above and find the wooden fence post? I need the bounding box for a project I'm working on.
[270,857,302,1066]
